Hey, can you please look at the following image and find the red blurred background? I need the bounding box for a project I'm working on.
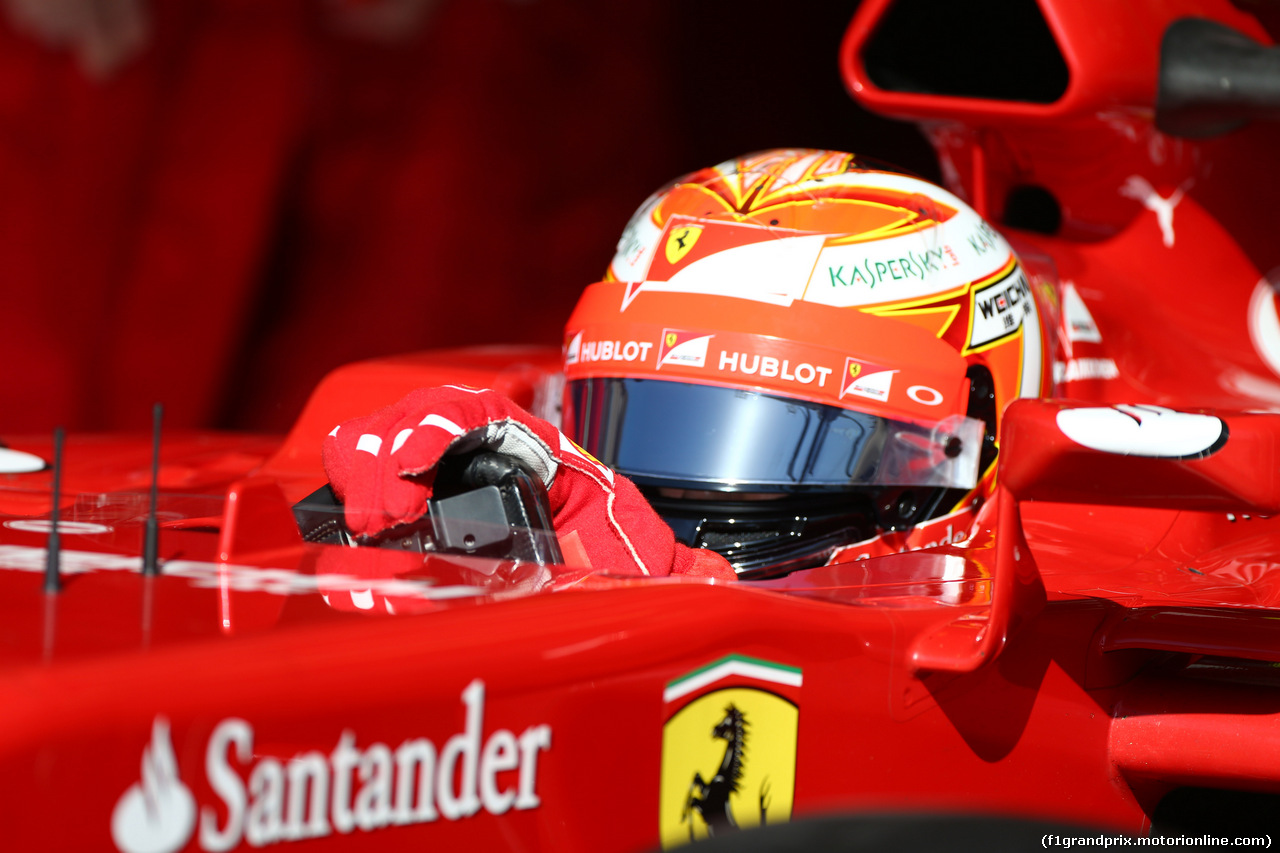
[0,0,937,434]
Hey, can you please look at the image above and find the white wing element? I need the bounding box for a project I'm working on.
[1056,404,1225,458]
[0,447,45,473]
[1247,276,1280,381]
[111,717,197,853]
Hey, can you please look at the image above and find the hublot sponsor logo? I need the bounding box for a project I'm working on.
[718,351,833,387]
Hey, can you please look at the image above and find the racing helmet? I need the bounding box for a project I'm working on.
[562,149,1051,577]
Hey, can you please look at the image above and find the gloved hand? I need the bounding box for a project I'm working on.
[321,385,736,580]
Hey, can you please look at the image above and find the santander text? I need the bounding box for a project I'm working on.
[199,680,550,850]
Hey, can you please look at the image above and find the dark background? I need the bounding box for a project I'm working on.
[656,1,939,181]
[0,0,941,434]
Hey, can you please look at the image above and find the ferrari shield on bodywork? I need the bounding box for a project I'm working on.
[658,656,801,846]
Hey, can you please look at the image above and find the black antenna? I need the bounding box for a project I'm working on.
[142,403,162,577]
[44,427,64,595]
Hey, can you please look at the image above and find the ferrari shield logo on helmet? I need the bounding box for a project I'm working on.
[665,224,703,265]
[563,330,583,365]
[659,656,800,848]
[657,328,714,370]
[841,357,896,402]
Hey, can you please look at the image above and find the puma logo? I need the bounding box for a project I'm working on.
[1120,175,1189,249]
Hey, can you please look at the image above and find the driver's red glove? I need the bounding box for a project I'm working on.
[321,385,736,580]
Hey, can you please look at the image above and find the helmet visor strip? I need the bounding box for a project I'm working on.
[567,378,983,492]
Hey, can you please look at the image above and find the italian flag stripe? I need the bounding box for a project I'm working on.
[664,654,802,703]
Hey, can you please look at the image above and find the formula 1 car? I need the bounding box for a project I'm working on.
[3,1,1280,851]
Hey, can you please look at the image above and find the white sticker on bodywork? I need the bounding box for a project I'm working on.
[111,717,197,853]
[0,447,45,474]
[1062,282,1102,343]
[1056,404,1226,458]
[1248,275,1280,380]
[1120,175,1186,248]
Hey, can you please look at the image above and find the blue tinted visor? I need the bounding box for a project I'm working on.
[565,378,982,493]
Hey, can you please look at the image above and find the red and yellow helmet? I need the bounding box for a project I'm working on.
[562,149,1051,576]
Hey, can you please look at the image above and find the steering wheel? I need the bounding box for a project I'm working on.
[291,450,564,567]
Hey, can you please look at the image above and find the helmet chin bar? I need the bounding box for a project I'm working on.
[644,488,881,579]
[873,485,947,533]
[647,484,956,579]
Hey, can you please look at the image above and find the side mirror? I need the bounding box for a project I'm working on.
[1157,17,1280,138]
[1000,400,1280,513]
[905,397,1280,674]
[292,451,563,566]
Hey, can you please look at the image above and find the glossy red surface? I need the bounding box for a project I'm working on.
[4,344,1280,849]
[7,1,1280,849]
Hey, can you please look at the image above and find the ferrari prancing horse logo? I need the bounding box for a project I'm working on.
[665,225,703,265]
[659,656,800,848]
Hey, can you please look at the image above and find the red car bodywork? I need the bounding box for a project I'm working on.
[4,1,1280,850]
